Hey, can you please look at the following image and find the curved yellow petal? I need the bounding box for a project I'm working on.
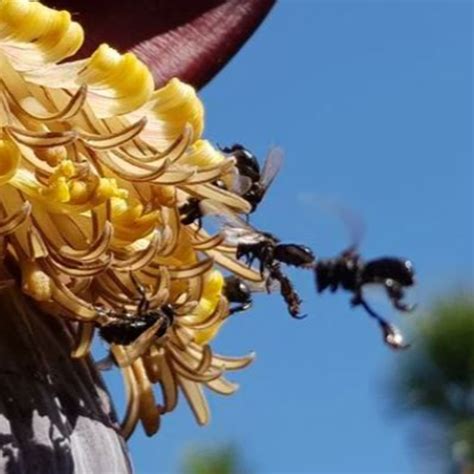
[138,78,204,149]
[192,270,226,345]
[182,140,225,168]
[77,44,155,117]
[0,0,83,69]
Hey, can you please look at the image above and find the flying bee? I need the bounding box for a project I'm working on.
[314,248,415,349]
[95,274,175,347]
[299,198,415,349]
[313,215,415,351]
[221,144,284,213]
[201,200,315,318]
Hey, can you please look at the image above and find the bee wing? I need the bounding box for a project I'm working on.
[231,174,253,195]
[221,227,264,246]
[260,146,284,191]
[244,276,280,293]
[302,196,366,252]
[199,199,250,229]
[328,202,365,252]
[220,166,253,195]
[199,200,265,246]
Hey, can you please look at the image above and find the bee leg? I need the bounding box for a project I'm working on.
[270,264,306,319]
[130,272,150,314]
[259,246,273,277]
[351,292,387,325]
[228,302,252,315]
[351,293,409,350]
[155,313,173,338]
[384,279,416,312]
[94,304,115,325]
[259,252,272,276]
[265,277,273,294]
[236,247,245,261]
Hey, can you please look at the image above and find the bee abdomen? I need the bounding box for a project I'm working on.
[274,244,315,267]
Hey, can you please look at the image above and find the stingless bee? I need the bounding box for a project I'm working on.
[223,275,253,315]
[95,274,175,346]
[311,203,416,349]
[202,200,315,319]
[221,144,283,214]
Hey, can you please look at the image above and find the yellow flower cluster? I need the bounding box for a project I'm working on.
[0,0,260,437]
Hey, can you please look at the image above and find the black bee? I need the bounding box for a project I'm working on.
[221,144,261,183]
[202,200,314,318]
[236,237,315,276]
[314,247,415,349]
[95,275,175,346]
[96,304,175,346]
[180,145,281,227]
[223,275,253,315]
[222,145,283,213]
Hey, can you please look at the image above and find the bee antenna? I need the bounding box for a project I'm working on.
[129,272,145,294]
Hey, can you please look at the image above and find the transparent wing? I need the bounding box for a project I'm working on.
[260,146,284,191]
[199,200,265,246]
[327,202,366,252]
[199,199,251,229]
[231,174,253,195]
[221,227,263,246]
[245,276,280,293]
[217,167,253,195]
[302,196,366,251]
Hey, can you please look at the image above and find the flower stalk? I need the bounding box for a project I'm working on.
[0,285,131,473]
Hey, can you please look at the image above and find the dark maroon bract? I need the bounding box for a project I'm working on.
[48,0,276,89]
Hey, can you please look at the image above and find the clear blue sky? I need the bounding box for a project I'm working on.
[103,1,473,472]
